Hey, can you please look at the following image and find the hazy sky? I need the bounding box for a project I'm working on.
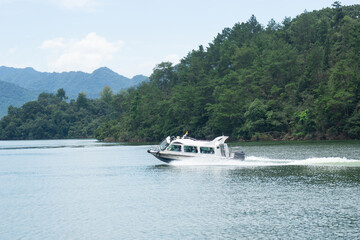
[0,0,358,77]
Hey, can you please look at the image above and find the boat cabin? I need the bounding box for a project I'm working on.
[159,135,230,157]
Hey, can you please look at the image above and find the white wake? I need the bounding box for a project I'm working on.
[169,156,360,167]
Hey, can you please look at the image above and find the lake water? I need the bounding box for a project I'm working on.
[0,139,359,239]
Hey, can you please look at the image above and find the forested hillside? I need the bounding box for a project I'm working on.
[95,3,360,142]
[0,80,37,117]
[1,3,359,141]
[0,88,112,139]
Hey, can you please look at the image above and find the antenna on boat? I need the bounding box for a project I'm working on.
[182,131,188,139]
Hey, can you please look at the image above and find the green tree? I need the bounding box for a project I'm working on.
[150,62,176,96]
[56,88,67,101]
[76,92,88,109]
[100,86,114,103]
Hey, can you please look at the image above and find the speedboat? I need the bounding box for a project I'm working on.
[147,132,245,163]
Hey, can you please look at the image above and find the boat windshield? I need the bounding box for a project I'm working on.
[219,144,226,157]
[159,137,170,151]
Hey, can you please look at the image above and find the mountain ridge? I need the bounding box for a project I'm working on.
[0,66,149,117]
[0,80,38,117]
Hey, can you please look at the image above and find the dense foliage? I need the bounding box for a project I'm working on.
[1,3,359,142]
[95,3,360,142]
[0,88,112,139]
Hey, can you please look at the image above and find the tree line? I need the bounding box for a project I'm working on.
[0,88,113,140]
[1,2,360,141]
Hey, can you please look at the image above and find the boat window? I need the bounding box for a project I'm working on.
[159,138,169,151]
[184,146,198,153]
[200,147,214,154]
[167,145,182,152]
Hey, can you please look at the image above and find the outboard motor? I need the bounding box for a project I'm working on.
[233,150,245,160]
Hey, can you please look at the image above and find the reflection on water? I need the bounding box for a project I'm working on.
[0,139,359,239]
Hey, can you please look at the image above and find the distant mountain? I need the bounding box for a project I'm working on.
[0,66,149,99]
[0,80,38,117]
[0,66,149,118]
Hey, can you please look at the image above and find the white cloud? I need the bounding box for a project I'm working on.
[41,38,66,50]
[41,33,123,72]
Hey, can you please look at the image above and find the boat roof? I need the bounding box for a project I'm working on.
[170,136,229,147]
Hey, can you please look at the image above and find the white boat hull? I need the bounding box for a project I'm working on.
[147,149,194,163]
[147,149,245,164]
